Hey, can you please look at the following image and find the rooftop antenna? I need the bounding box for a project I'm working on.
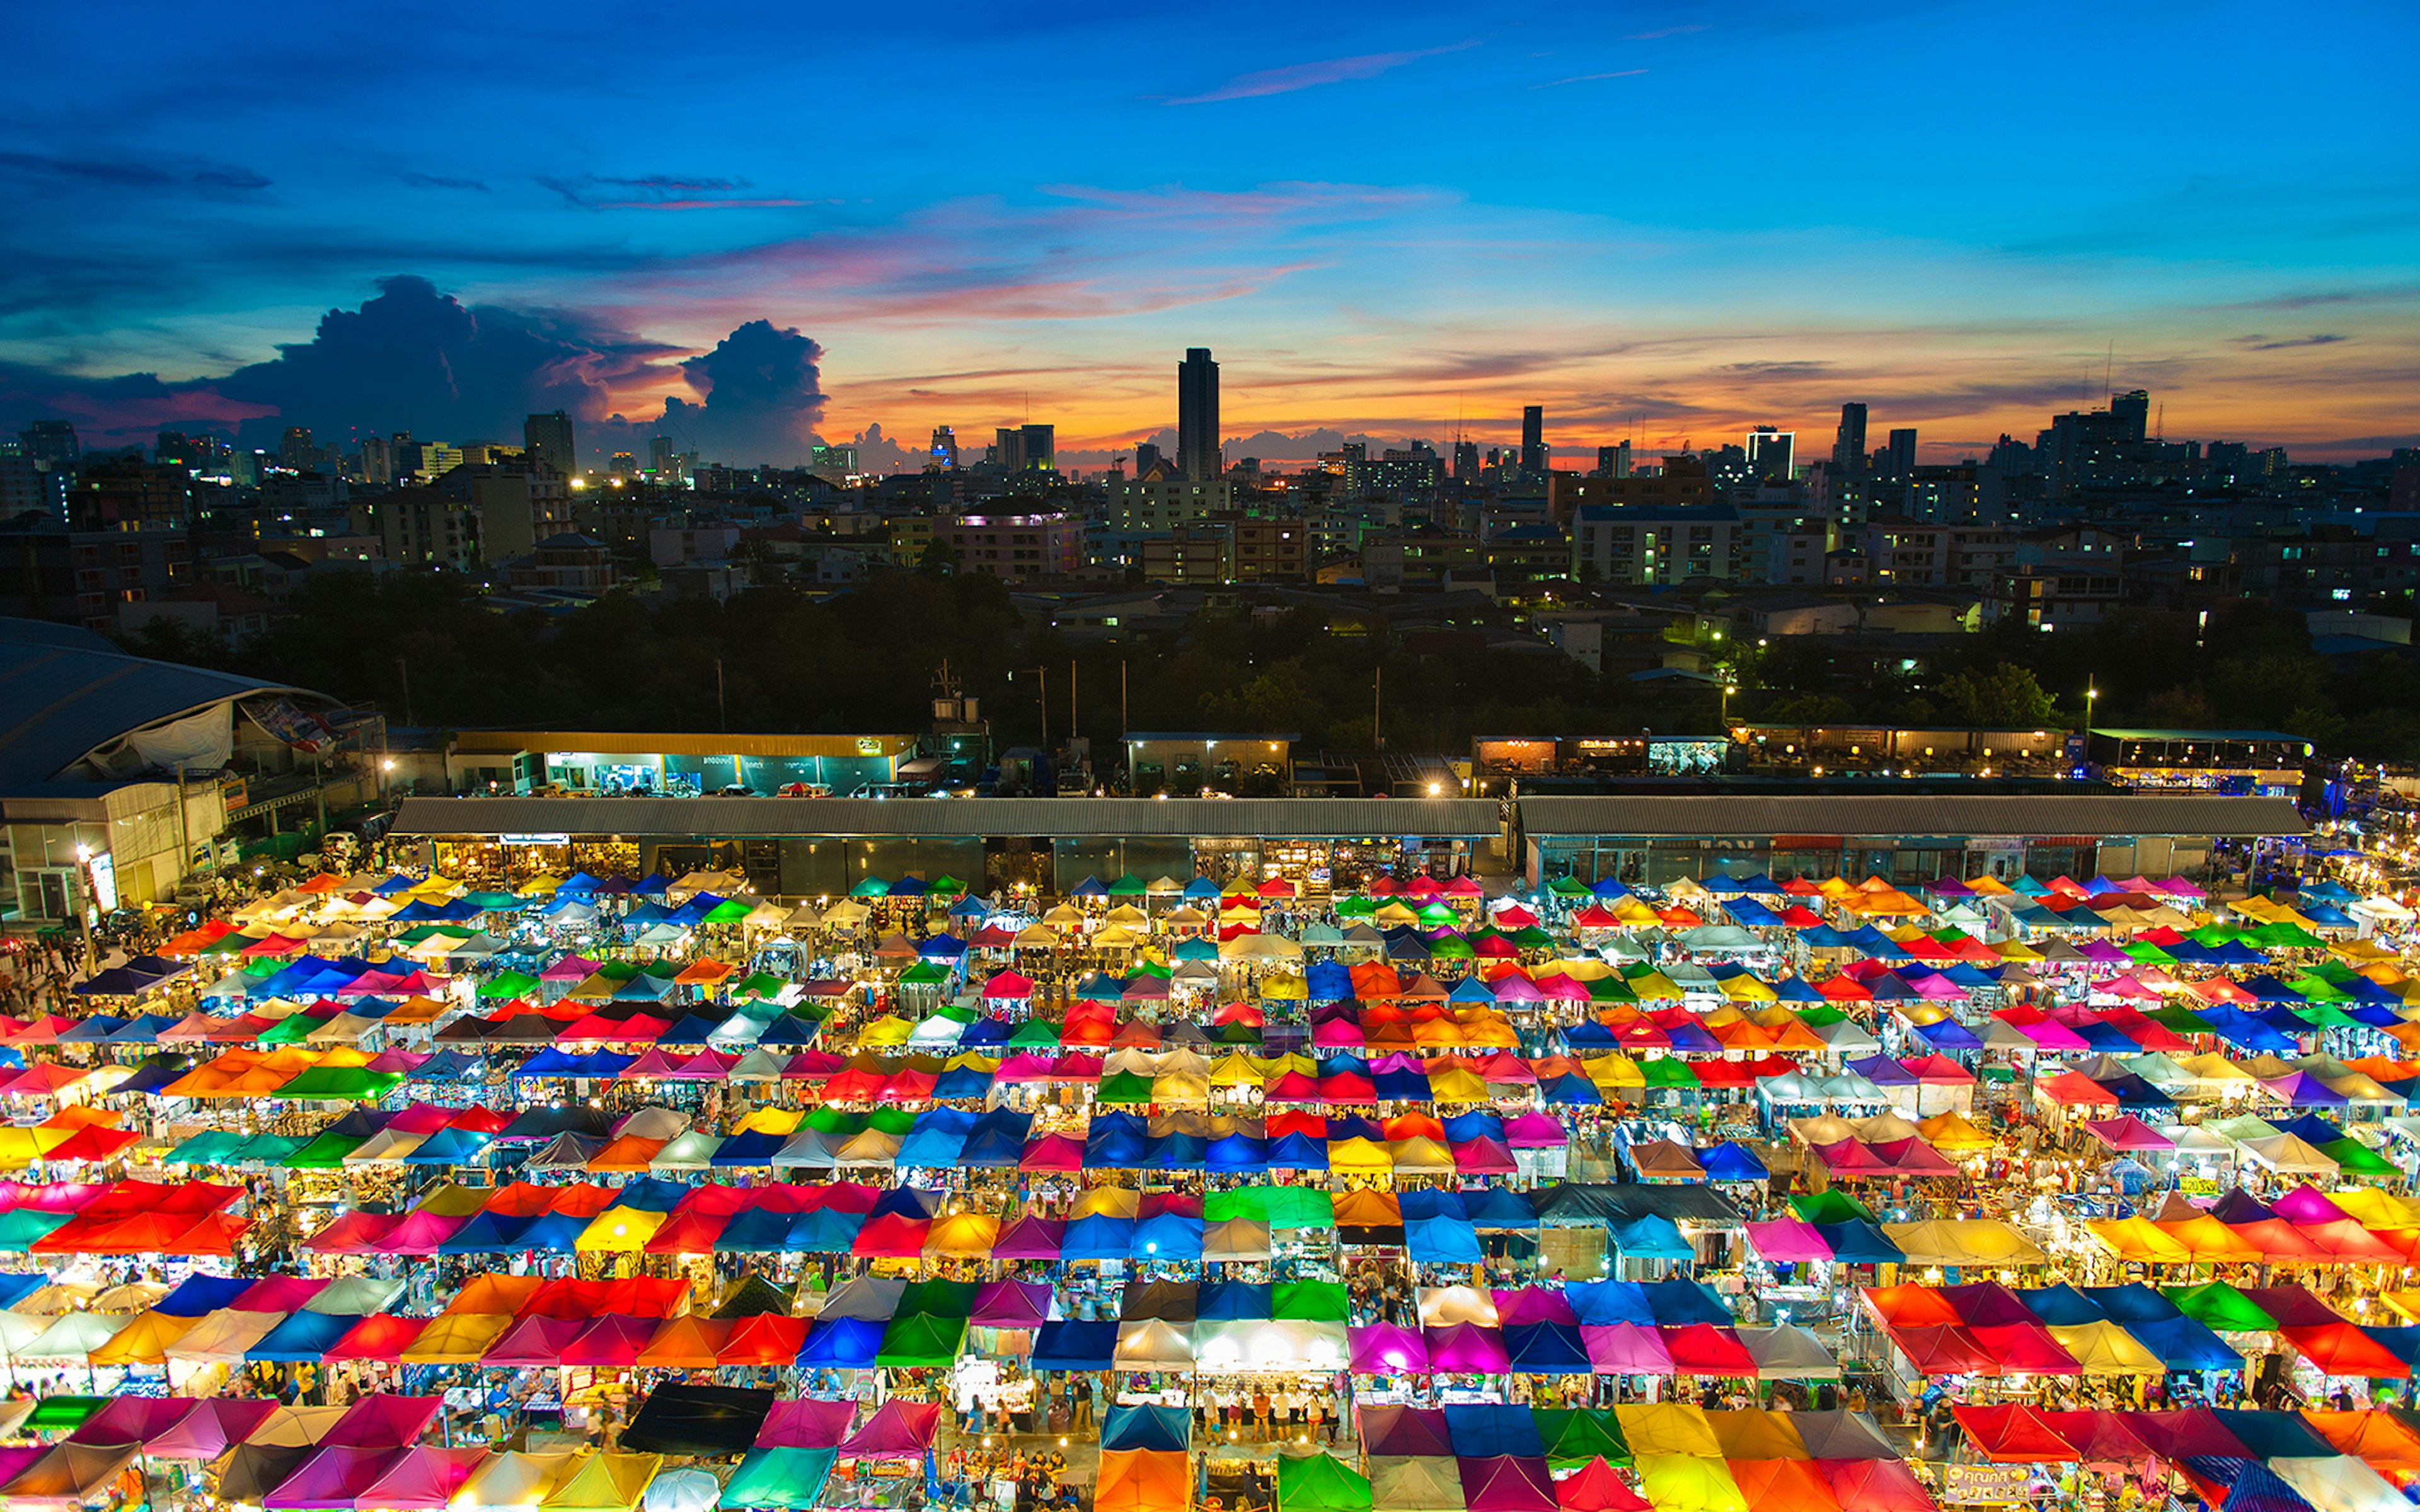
[2155,403,2165,441]
[2104,340,2114,405]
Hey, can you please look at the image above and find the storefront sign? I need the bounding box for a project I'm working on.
[1943,1463,2032,1504]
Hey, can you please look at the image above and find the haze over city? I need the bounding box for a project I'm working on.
[4,0,2416,468]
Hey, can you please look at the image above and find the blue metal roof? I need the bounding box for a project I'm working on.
[0,617,302,788]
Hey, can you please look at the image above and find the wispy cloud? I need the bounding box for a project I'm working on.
[0,149,268,194]
[2233,333,2349,350]
[1167,42,1473,105]
[396,171,489,192]
[538,174,805,210]
[1532,69,1646,89]
[1622,25,1706,40]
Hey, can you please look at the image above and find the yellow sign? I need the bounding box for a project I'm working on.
[856,737,886,756]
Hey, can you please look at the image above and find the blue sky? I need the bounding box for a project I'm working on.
[3,0,2415,466]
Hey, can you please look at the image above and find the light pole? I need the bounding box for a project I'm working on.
[72,843,98,976]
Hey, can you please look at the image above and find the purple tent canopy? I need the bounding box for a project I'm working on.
[1846,1055,1920,1087]
[1492,1287,1578,1327]
[1459,1455,1559,1512]
[756,1399,858,1450]
[1357,1405,1453,1458]
[970,1280,1053,1327]
[1423,1322,1510,1373]
[838,1400,942,1458]
[1348,1322,1429,1373]
[1579,1323,1675,1375]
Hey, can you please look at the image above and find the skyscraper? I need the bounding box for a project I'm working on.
[1745,426,1795,483]
[1881,428,1918,480]
[1833,403,1868,473]
[1596,442,1633,479]
[928,427,958,469]
[2109,390,2150,442]
[1177,348,1220,482]
[18,420,79,472]
[524,411,576,478]
[1020,424,1054,472]
[1519,407,1545,473]
[1452,440,1480,483]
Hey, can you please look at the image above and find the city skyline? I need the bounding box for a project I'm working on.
[2,0,2416,466]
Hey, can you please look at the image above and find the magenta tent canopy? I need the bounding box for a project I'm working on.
[756,1400,857,1450]
[1460,1455,1560,1512]
[235,1275,330,1311]
[1348,1322,1429,1374]
[1423,1322,1510,1373]
[1580,1324,1675,1375]
[351,1448,490,1509]
[970,1280,1053,1328]
[1745,1218,1833,1262]
[262,1445,405,1509]
[482,1315,582,1368]
[1503,1112,1569,1149]
[838,1400,943,1458]
[321,1394,441,1450]
[990,1217,1068,1258]
[67,1397,197,1446]
[2081,1116,2176,1153]
[2272,1185,2353,1225]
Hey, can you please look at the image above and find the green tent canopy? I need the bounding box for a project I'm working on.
[850,878,891,898]
[0,1209,71,1252]
[1109,875,1148,896]
[164,1131,245,1166]
[1095,1071,1156,1104]
[2160,1281,2278,1333]
[1535,1407,1631,1466]
[283,1131,369,1167]
[729,973,790,1000]
[1006,1020,1063,1049]
[1277,1450,1373,1512]
[718,1448,836,1511]
[478,971,543,999]
[1787,1189,1876,1225]
[2320,1138,2399,1177]
[277,1067,406,1102]
[1271,1280,1350,1322]
[875,1312,967,1368]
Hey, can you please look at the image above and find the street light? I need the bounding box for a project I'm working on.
[1721,682,1739,726]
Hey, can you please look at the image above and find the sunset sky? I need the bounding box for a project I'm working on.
[4,0,2416,466]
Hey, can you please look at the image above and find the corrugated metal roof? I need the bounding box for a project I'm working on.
[391,795,1505,839]
[449,730,919,759]
[1514,793,2308,839]
[0,618,299,789]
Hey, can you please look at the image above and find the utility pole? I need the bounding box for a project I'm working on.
[1070,660,1078,749]
[1373,665,1384,751]
[716,659,727,732]
[395,658,413,726]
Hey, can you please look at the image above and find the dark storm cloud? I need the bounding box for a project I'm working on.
[0,277,830,464]
[650,319,827,464]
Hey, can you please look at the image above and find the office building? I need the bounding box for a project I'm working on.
[1021,423,1055,474]
[1570,503,1743,585]
[1519,407,1545,474]
[1879,428,1918,481]
[1595,443,1633,479]
[1453,441,1480,483]
[1745,426,1795,483]
[1177,348,1221,483]
[1832,403,1868,473]
[1543,455,1714,527]
[523,411,577,478]
[18,421,80,473]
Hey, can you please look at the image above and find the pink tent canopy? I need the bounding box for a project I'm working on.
[262,1445,406,1509]
[350,1448,490,1509]
[1745,1218,1834,1262]
[1503,1111,1570,1149]
[1557,1458,1651,1512]
[139,1399,279,1459]
[990,1216,1066,1257]
[67,1397,197,1446]
[320,1394,441,1450]
[234,1276,329,1312]
[1494,1287,1578,1327]
[478,1316,580,1368]
[1580,1323,1675,1375]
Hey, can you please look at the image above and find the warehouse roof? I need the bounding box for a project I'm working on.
[391,795,1504,839]
[0,619,308,790]
[1514,793,2307,839]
